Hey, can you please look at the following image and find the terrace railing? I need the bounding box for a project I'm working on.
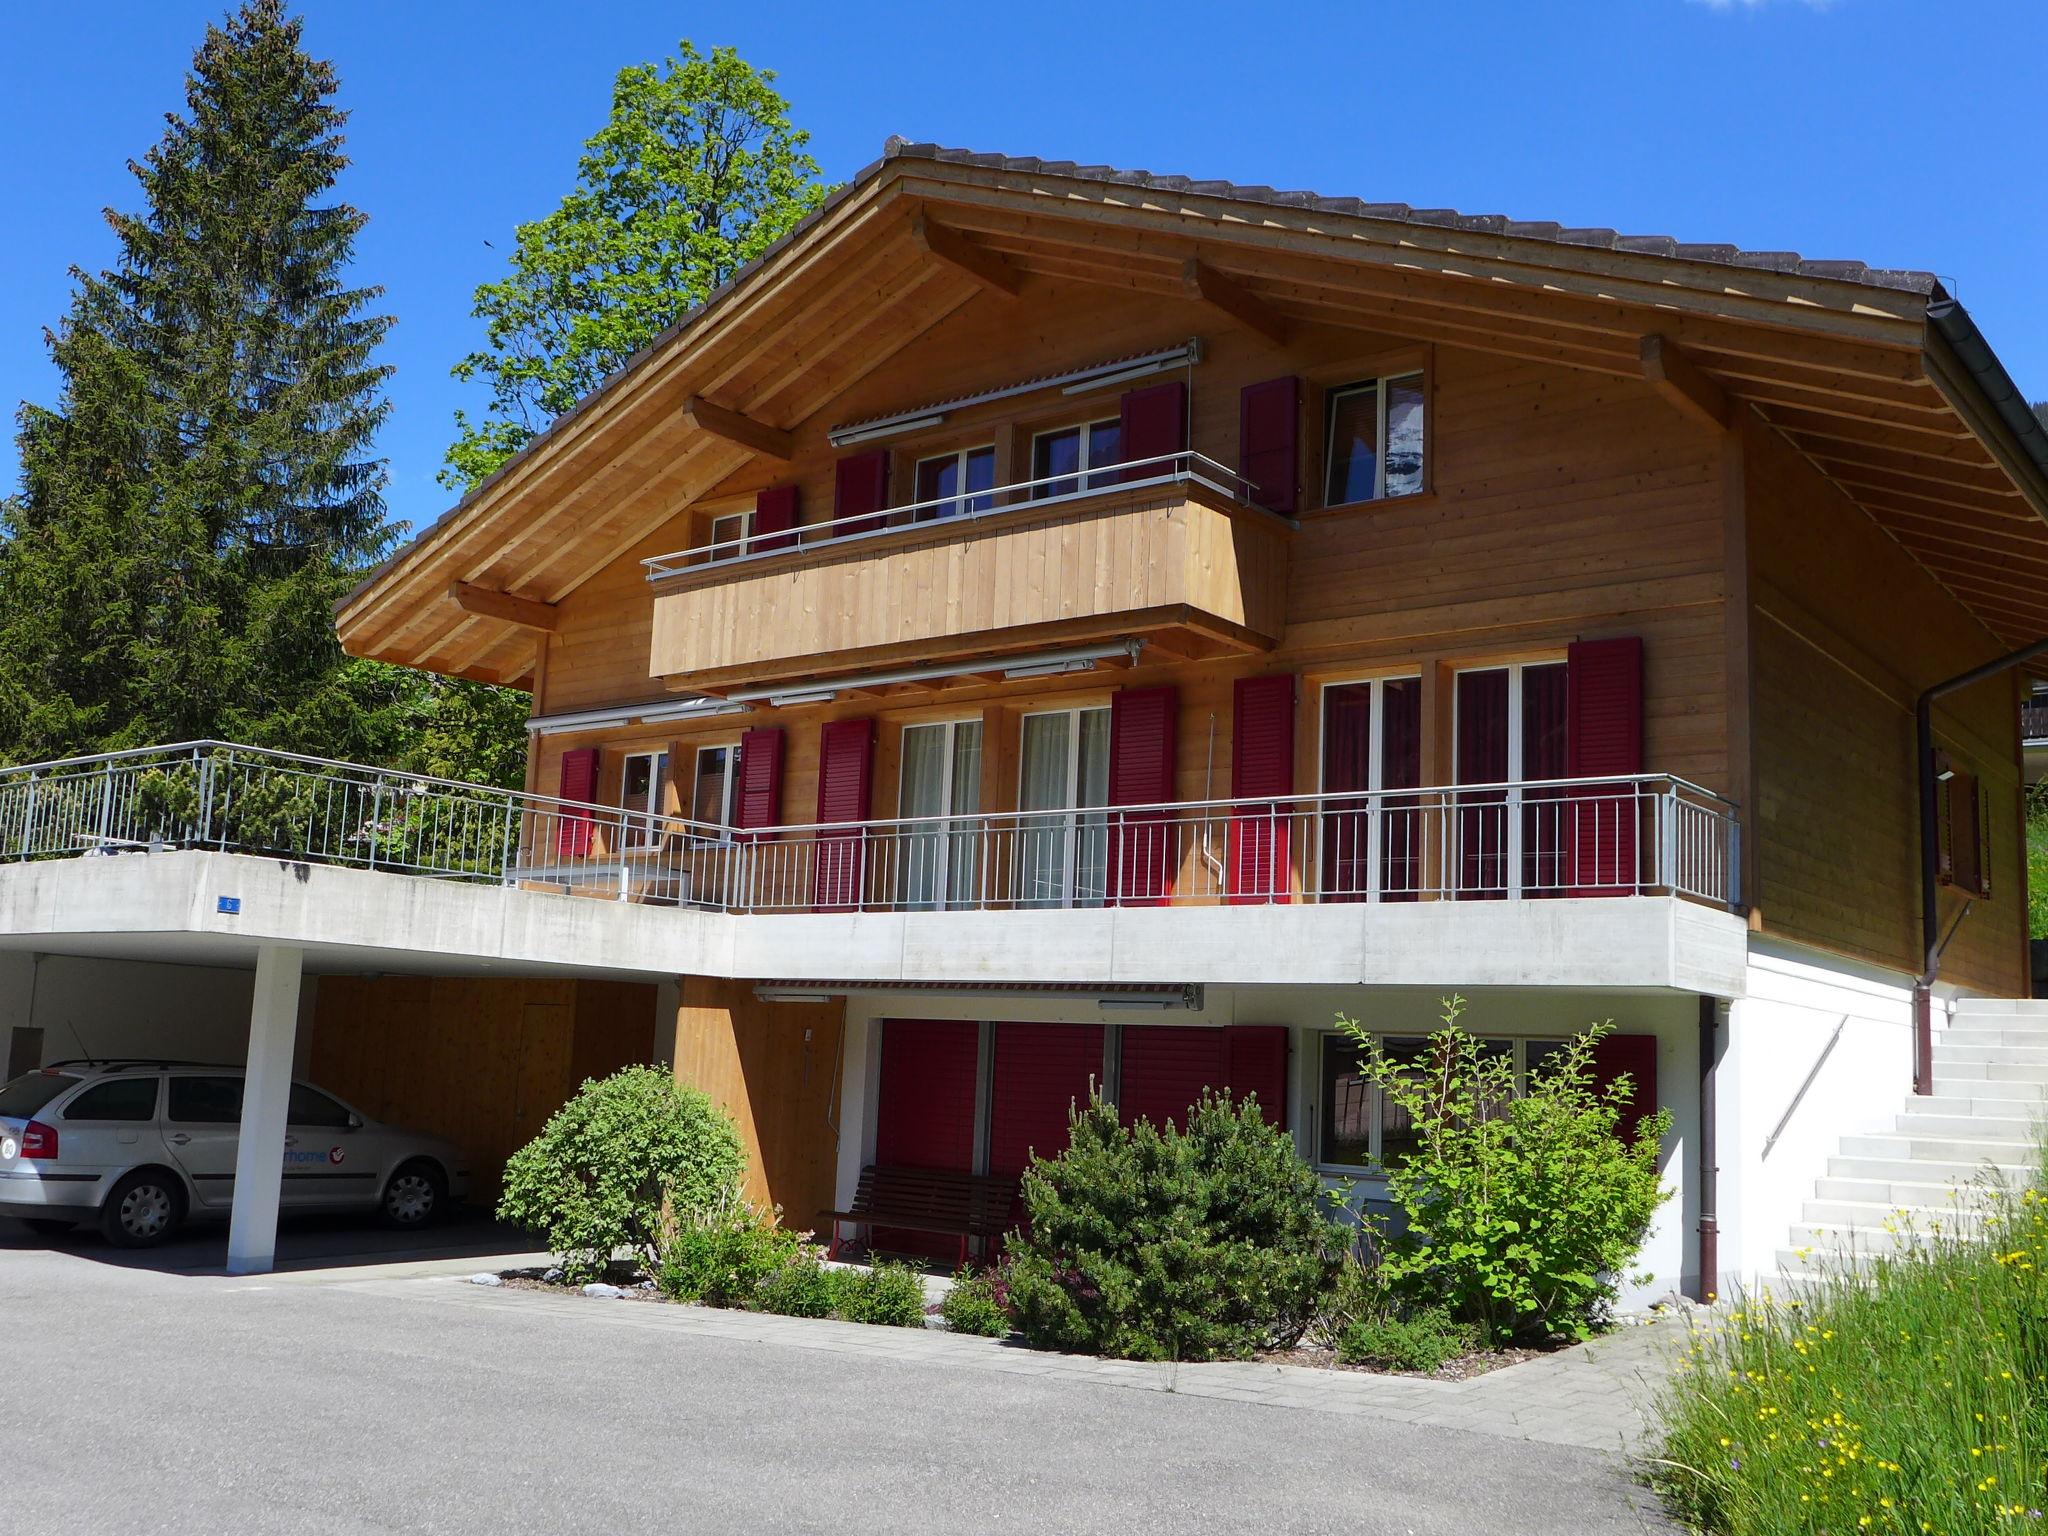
[0,742,1741,914]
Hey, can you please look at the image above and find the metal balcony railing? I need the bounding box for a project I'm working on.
[0,742,1741,914]
[640,450,1273,580]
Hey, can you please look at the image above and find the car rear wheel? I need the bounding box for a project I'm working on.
[380,1159,447,1229]
[100,1169,185,1248]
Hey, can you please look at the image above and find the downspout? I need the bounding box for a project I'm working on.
[1914,637,2048,1091]
[1696,993,1720,1302]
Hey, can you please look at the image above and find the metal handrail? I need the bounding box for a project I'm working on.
[640,450,1274,580]
[0,743,1743,914]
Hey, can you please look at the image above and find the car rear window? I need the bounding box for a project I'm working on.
[167,1076,243,1124]
[0,1071,78,1119]
[63,1077,160,1122]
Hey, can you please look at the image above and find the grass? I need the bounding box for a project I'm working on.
[1652,1162,2048,1533]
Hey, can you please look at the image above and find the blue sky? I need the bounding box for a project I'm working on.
[2,0,2043,542]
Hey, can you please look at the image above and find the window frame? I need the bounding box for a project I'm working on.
[1450,657,1569,899]
[706,508,754,564]
[1315,673,1424,902]
[910,444,996,521]
[895,715,986,909]
[690,741,742,840]
[1321,370,1427,508]
[1313,1030,1565,1175]
[1029,418,1123,501]
[1014,703,1113,909]
[618,748,672,852]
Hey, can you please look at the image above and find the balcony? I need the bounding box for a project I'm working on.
[0,744,1746,994]
[642,453,1292,692]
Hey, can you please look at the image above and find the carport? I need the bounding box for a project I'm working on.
[0,849,714,1272]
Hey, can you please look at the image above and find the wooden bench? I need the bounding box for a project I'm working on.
[821,1165,1019,1266]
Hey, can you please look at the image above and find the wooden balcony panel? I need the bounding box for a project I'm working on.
[647,481,1291,691]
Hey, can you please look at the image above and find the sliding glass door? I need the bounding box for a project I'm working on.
[1015,707,1110,908]
[897,719,983,910]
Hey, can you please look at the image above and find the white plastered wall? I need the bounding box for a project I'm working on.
[0,951,321,1076]
[1715,941,1929,1293]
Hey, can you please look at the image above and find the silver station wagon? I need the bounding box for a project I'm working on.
[0,1062,469,1248]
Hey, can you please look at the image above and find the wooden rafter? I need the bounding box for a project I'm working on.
[448,580,559,632]
[910,212,1023,298]
[1180,258,1289,345]
[1640,336,1733,432]
[681,395,795,460]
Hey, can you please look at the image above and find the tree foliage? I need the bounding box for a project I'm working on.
[442,42,829,491]
[0,0,396,763]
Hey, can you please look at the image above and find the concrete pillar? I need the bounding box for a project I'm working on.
[225,945,303,1276]
[833,1011,881,1212]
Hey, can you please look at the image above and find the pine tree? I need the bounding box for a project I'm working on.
[0,0,393,760]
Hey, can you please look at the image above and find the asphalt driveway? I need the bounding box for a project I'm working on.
[0,1233,1677,1535]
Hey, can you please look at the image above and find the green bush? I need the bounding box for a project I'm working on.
[833,1259,928,1328]
[1656,1172,2048,1535]
[498,1065,744,1284]
[940,1266,1014,1338]
[654,1194,800,1305]
[753,1248,843,1318]
[2028,783,2048,940]
[1336,1306,1477,1373]
[1304,1249,1393,1352]
[1339,999,1670,1344]
[1005,1090,1343,1361]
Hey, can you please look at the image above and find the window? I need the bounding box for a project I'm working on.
[1453,660,1568,898]
[1316,1032,1561,1172]
[0,1070,76,1119]
[897,718,984,909]
[168,1076,244,1125]
[620,750,670,850]
[1323,372,1425,506]
[288,1083,354,1129]
[1938,756,1991,898]
[1015,706,1112,907]
[1031,419,1123,498]
[912,445,995,520]
[1320,676,1423,901]
[706,509,753,563]
[62,1076,159,1122]
[691,743,740,831]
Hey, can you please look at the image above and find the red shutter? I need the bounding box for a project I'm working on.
[734,726,784,832]
[1107,686,1177,905]
[1590,1032,1659,1148]
[1118,1026,1226,1132]
[1223,1025,1289,1128]
[1238,376,1300,515]
[812,717,875,910]
[1119,381,1188,482]
[753,484,797,554]
[555,748,599,857]
[988,1023,1104,1176]
[873,1018,980,1258]
[1228,673,1295,904]
[832,450,891,536]
[1566,637,1645,896]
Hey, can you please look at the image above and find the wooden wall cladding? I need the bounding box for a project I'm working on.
[309,975,659,1201]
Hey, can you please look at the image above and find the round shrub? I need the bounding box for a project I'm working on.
[498,1064,744,1284]
[1005,1091,1343,1361]
[833,1259,928,1328]
[940,1265,1014,1338]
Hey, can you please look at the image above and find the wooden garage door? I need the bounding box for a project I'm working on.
[987,1023,1104,1177]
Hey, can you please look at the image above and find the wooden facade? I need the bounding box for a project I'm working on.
[340,147,2048,1009]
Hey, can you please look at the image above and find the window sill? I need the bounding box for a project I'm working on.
[1303,489,1438,519]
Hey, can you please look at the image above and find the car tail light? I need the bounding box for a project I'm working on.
[21,1120,57,1160]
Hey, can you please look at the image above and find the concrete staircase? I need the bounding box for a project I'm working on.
[1778,998,2046,1276]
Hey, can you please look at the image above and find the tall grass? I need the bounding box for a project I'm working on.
[1654,1165,2048,1532]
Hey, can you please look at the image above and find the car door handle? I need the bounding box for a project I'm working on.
[168,1133,191,1146]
